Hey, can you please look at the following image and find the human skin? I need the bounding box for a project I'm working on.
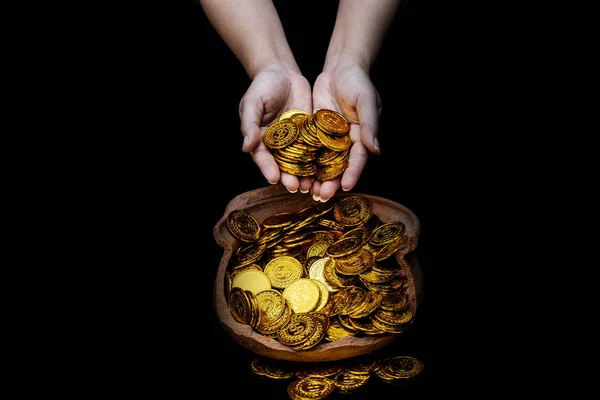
[200,0,402,199]
[311,0,402,202]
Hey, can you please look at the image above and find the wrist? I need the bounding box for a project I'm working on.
[322,50,370,73]
[247,53,300,80]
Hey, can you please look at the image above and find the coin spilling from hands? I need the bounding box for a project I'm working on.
[262,109,351,181]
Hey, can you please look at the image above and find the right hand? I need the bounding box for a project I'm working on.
[239,63,313,193]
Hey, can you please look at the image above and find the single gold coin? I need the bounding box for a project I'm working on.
[326,236,363,258]
[227,209,261,243]
[263,120,299,149]
[282,278,321,313]
[280,109,309,121]
[376,355,424,380]
[287,377,336,400]
[334,248,375,275]
[292,312,328,350]
[231,269,271,295]
[324,318,356,341]
[312,279,330,312]
[316,129,352,151]
[333,196,371,227]
[263,255,304,289]
[254,289,286,322]
[314,109,351,135]
[370,221,406,246]
[277,313,317,347]
[332,370,370,392]
[227,287,254,326]
[306,241,330,258]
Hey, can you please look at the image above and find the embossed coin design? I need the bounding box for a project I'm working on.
[263,120,299,149]
[227,209,261,242]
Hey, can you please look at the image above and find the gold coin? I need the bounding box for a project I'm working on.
[326,236,363,258]
[345,354,378,374]
[339,226,373,246]
[312,279,330,312]
[287,377,336,400]
[256,302,292,336]
[334,248,375,275]
[339,286,368,316]
[277,313,317,347]
[248,357,267,376]
[280,109,309,121]
[316,129,352,151]
[263,255,304,289]
[379,290,409,311]
[376,356,424,379]
[231,241,267,267]
[324,287,353,316]
[306,241,330,258]
[262,211,298,229]
[325,318,356,341]
[308,257,339,291]
[359,267,401,284]
[263,120,299,149]
[370,221,406,246]
[372,308,413,326]
[348,316,386,335]
[293,312,328,350]
[347,290,383,319]
[254,289,286,322]
[261,359,298,379]
[227,287,254,326]
[332,370,370,392]
[231,269,272,295]
[230,263,262,280]
[227,209,261,242]
[333,196,371,227]
[375,235,409,261]
[282,278,321,313]
[314,109,351,135]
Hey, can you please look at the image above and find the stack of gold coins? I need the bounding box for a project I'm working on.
[262,109,351,181]
[224,194,415,351]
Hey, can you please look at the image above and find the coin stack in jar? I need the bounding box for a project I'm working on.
[262,109,352,181]
[224,194,415,351]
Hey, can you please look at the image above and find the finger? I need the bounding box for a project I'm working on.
[357,90,382,155]
[239,96,264,153]
[298,176,313,194]
[311,180,323,201]
[341,141,369,191]
[280,171,300,193]
[318,178,342,202]
[251,144,280,184]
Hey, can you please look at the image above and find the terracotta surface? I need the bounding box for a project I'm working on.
[213,184,423,362]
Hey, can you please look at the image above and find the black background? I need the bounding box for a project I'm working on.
[99,0,489,397]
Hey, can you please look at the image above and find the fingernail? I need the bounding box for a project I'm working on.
[300,188,309,193]
[320,196,330,203]
[373,137,381,154]
[312,194,321,202]
[268,180,278,185]
[287,187,298,193]
[242,136,249,150]
[342,187,350,191]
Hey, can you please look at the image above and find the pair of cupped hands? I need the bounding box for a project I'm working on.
[239,63,382,203]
